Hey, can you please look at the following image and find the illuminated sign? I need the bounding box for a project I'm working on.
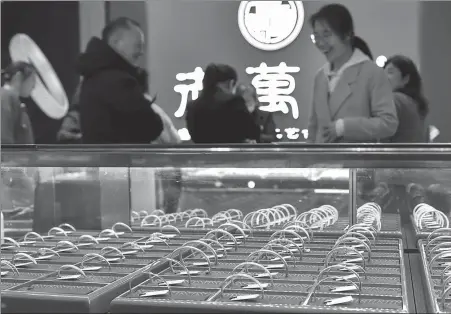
[246,62,300,119]
[174,62,300,119]
[174,62,305,142]
[238,1,305,51]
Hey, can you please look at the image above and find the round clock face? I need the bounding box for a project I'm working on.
[238,1,305,51]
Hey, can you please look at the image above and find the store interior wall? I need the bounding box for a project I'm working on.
[419,2,451,143]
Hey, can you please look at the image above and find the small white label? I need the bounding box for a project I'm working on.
[346,251,364,256]
[254,272,278,278]
[340,265,360,271]
[122,250,139,256]
[263,264,284,269]
[351,244,365,249]
[14,262,34,268]
[20,241,36,245]
[96,237,110,242]
[77,243,94,248]
[161,234,177,239]
[140,290,169,297]
[81,266,102,271]
[56,248,75,253]
[230,294,259,301]
[116,232,125,236]
[191,262,209,266]
[331,285,358,292]
[42,235,55,239]
[137,245,154,250]
[147,239,166,244]
[59,274,81,280]
[179,270,200,275]
[242,283,269,289]
[343,257,363,264]
[1,271,9,276]
[106,257,122,263]
[34,255,54,261]
[226,242,242,246]
[235,235,249,239]
[325,295,354,306]
[270,256,291,261]
[1,245,16,250]
[335,274,358,281]
[207,254,224,259]
[159,279,185,286]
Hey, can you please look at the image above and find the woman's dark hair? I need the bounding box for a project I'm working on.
[353,36,373,60]
[310,4,354,40]
[310,4,370,56]
[202,63,237,93]
[384,55,429,118]
[235,83,258,102]
[1,61,36,85]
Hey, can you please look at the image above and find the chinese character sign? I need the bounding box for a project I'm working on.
[173,67,204,118]
[246,62,300,119]
[173,62,305,141]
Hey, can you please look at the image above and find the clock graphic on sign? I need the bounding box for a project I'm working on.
[238,1,305,51]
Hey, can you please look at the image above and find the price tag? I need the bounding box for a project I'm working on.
[59,274,82,280]
[242,283,268,289]
[34,255,54,261]
[20,241,36,245]
[105,257,122,263]
[254,272,278,278]
[351,244,365,249]
[14,262,34,268]
[160,234,177,239]
[159,279,185,286]
[116,232,125,236]
[122,250,139,256]
[81,266,102,271]
[263,264,284,270]
[191,262,209,266]
[140,290,169,297]
[340,265,360,271]
[136,244,154,250]
[270,256,291,261]
[235,235,249,239]
[324,295,354,306]
[147,239,167,244]
[96,237,111,242]
[56,248,75,253]
[207,254,224,259]
[335,274,357,281]
[330,285,358,292]
[42,235,55,239]
[230,294,259,301]
[77,243,95,248]
[346,251,364,256]
[226,242,242,246]
[1,245,16,250]
[343,257,363,264]
[179,270,200,276]
[1,271,9,277]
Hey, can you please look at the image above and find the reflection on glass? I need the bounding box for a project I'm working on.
[1,166,351,237]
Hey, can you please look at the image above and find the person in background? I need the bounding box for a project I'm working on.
[1,61,36,144]
[383,55,429,143]
[77,17,163,144]
[307,4,398,143]
[186,63,260,144]
[235,83,277,143]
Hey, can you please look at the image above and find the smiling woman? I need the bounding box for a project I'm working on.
[307,3,398,144]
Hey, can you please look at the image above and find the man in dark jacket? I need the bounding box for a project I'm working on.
[78,17,163,144]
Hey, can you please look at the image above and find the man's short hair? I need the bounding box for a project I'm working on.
[101,17,141,42]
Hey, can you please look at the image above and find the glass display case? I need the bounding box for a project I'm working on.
[1,144,451,314]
